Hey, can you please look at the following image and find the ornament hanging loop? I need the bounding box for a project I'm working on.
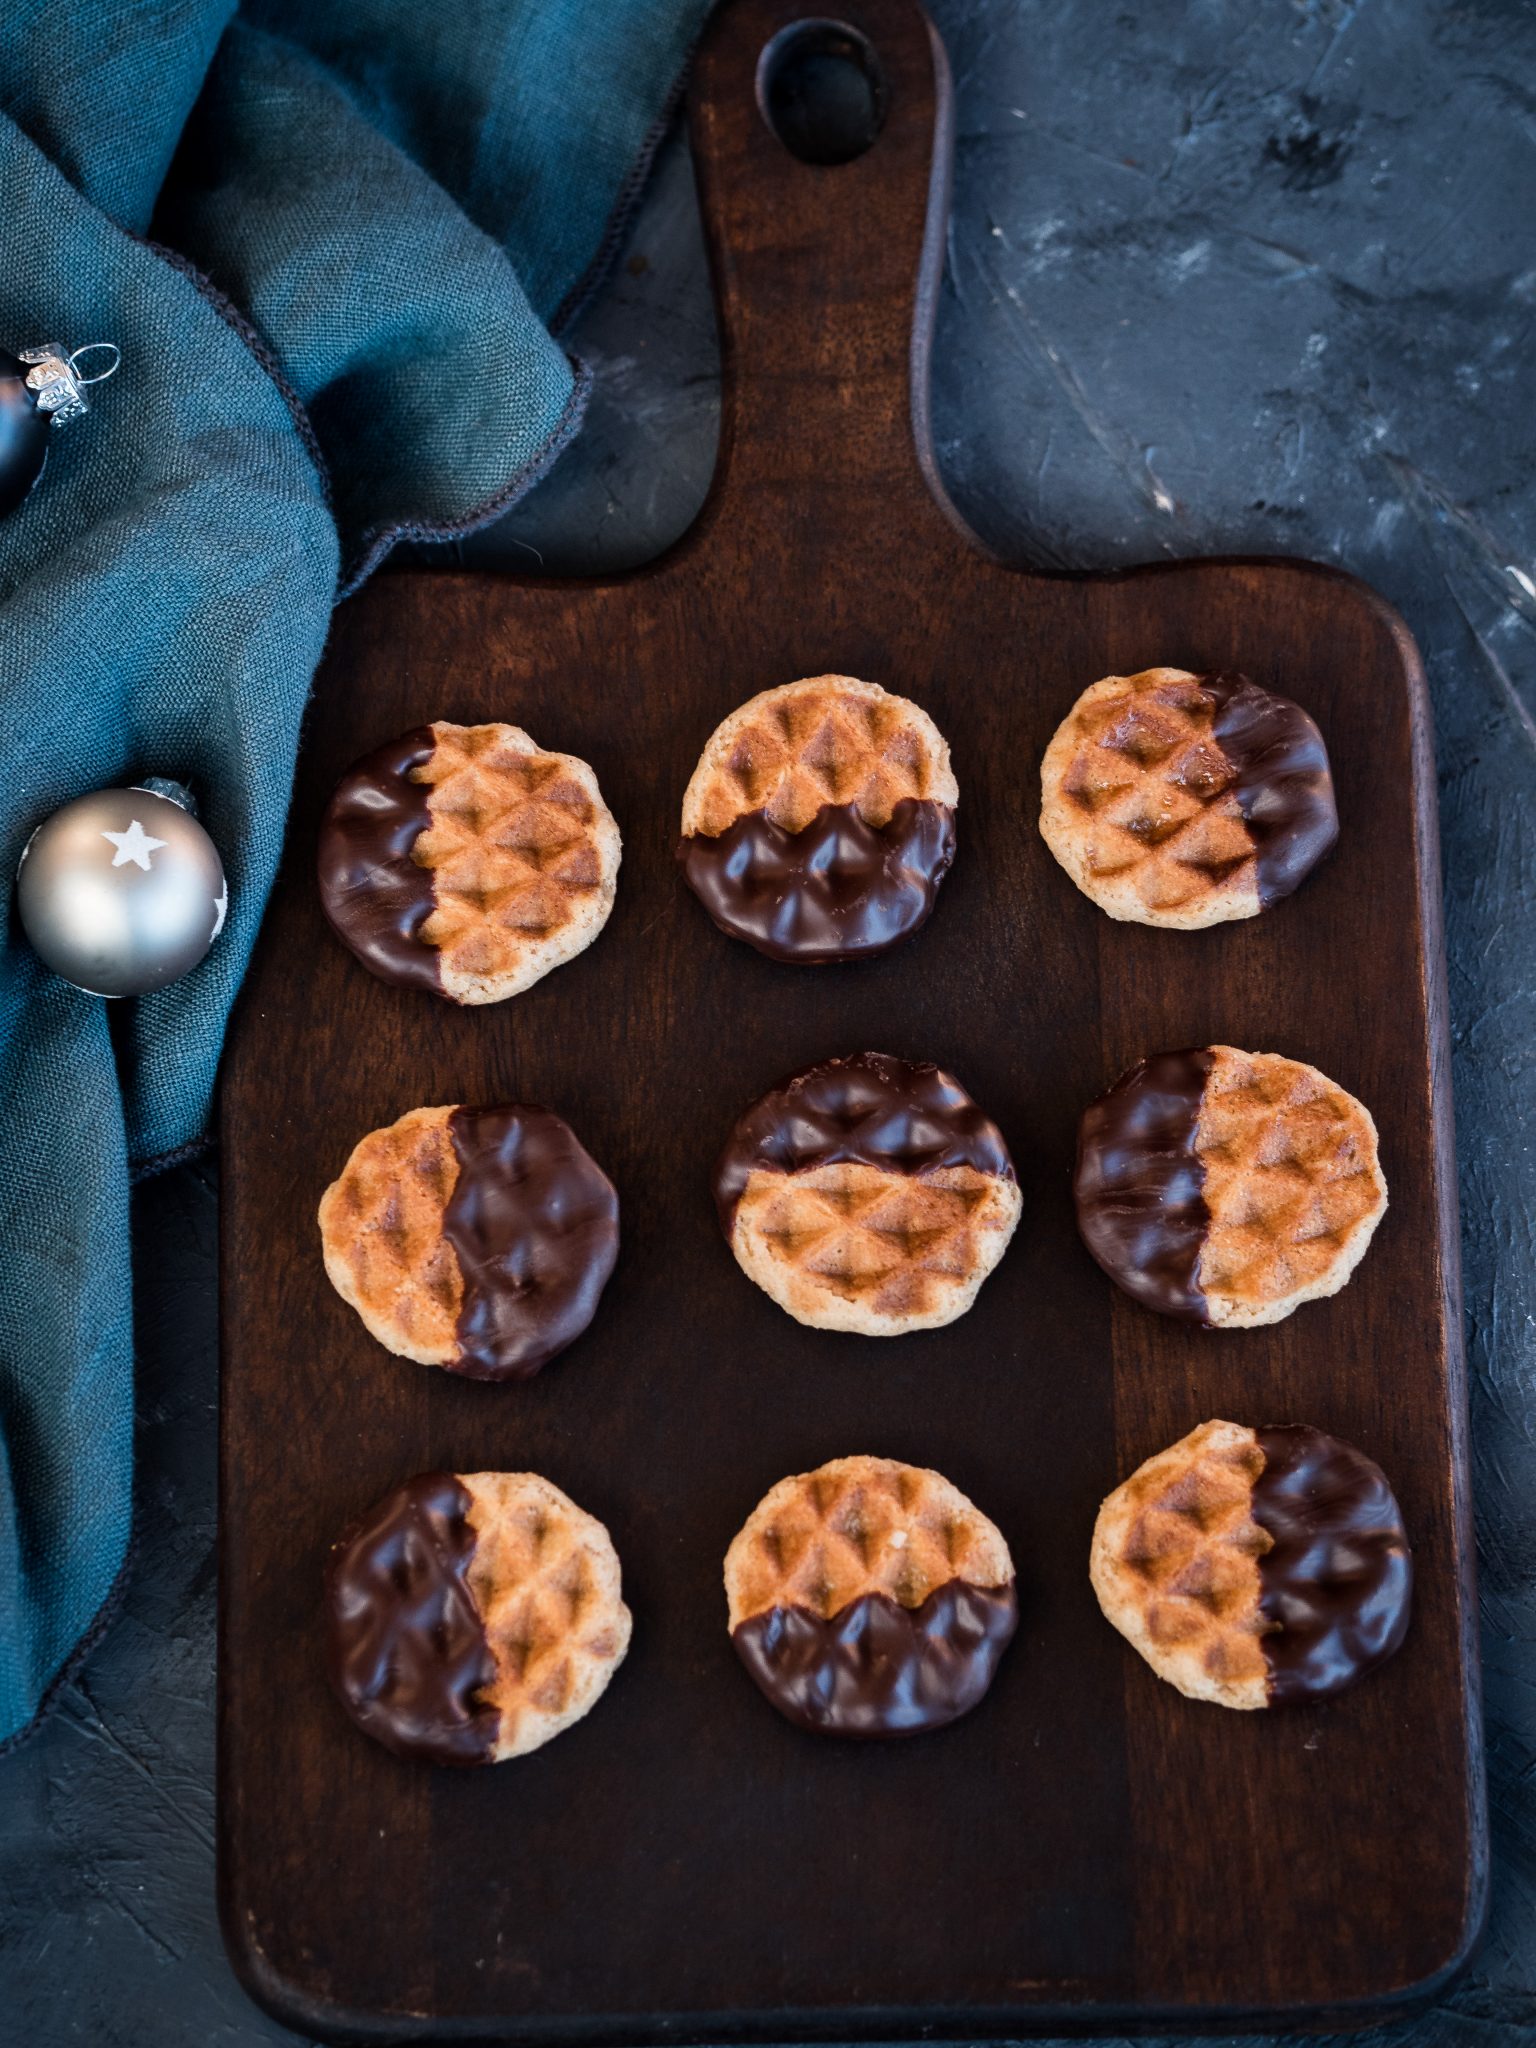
[18,338,120,426]
[69,342,121,388]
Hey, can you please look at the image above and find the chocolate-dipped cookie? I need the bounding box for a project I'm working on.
[318,1103,619,1379]
[1040,668,1337,927]
[1091,1420,1412,1707]
[318,720,621,1002]
[724,1456,1018,1737]
[677,676,957,962]
[1075,1045,1386,1328]
[714,1051,1020,1334]
[326,1470,631,1763]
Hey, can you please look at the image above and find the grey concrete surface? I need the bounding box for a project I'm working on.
[2,1,1534,2040]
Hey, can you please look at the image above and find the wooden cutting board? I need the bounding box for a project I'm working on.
[218,0,1485,2035]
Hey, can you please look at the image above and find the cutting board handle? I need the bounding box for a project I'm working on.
[687,0,974,555]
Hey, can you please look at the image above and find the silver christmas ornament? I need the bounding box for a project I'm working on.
[0,341,120,520]
[16,785,228,997]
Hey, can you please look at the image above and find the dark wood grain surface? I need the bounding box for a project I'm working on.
[218,0,1484,2036]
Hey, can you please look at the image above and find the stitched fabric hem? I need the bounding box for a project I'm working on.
[0,1531,139,1756]
[129,1133,216,1184]
[335,353,594,597]
[140,239,334,518]
[549,43,701,339]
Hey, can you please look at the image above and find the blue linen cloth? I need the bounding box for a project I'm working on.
[0,0,710,1748]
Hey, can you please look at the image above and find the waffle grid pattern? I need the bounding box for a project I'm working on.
[682,677,957,838]
[1040,669,1260,925]
[462,1472,632,1761]
[732,1161,1021,1333]
[1090,1421,1271,1709]
[1196,1048,1387,1326]
[725,1456,1013,1630]
[318,1106,462,1364]
[413,721,620,1003]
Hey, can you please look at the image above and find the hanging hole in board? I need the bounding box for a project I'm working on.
[757,20,889,166]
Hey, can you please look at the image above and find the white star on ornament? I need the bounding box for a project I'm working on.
[101,819,167,871]
[211,882,229,940]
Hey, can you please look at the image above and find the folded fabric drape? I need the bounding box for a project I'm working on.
[0,0,711,1749]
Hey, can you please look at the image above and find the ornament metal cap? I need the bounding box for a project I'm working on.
[18,341,120,426]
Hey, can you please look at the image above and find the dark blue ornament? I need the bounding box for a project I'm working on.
[0,351,51,519]
[0,341,119,521]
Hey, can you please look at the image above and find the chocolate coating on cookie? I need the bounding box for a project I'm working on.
[1074,1049,1213,1321]
[732,1581,1019,1738]
[317,728,441,993]
[1201,673,1339,906]
[325,1473,498,1765]
[713,1050,1015,1232]
[443,1106,619,1380]
[678,797,955,963]
[1253,1425,1413,1701]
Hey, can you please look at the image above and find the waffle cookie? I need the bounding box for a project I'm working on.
[326,1470,632,1764]
[713,1052,1020,1334]
[1075,1046,1386,1327]
[319,1103,619,1379]
[1039,668,1337,927]
[318,720,621,1002]
[677,676,958,962]
[724,1456,1018,1736]
[1091,1420,1412,1708]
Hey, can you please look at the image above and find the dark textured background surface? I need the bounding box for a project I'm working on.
[2,1,1533,2040]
